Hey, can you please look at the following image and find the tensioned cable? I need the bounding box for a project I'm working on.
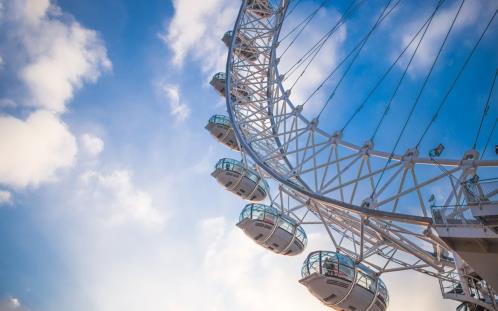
[286,0,367,89]
[315,0,399,119]
[285,0,304,19]
[416,7,498,147]
[279,0,329,58]
[283,0,364,80]
[473,69,498,150]
[280,0,326,43]
[371,0,465,197]
[482,117,498,158]
[370,0,445,142]
[340,2,446,132]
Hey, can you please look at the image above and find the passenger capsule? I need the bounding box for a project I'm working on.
[209,72,251,103]
[237,203,307,255]
[222,31,258,62]
[211,158,268,201]
[300,251,389,311]
[246,0,273,18]
[205,114,240,151]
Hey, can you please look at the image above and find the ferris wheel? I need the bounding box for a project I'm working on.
[205,0,498,310]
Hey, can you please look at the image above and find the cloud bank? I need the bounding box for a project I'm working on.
[0,0,111,189]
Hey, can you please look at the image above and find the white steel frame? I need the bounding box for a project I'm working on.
[223,0,498,309]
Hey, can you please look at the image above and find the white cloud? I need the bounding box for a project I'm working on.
[0,190,13,206]
[0,0,111,189]
[0,297,28,311]
[18,12,111,113]
[0,54,4,70]
[1,0,111,113]
[80,133,104,156]
[0,110,77,188]
[160,83,190,123]
[161,0,238,73]
[78,169,165,228]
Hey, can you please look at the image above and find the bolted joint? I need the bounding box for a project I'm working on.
[461,149,480,176]
[294,104,303,115]
[360,140,374,157]
[330,131,343,145]
[361,197,377,210]
[402,147,419,168]
[308,118,319,131]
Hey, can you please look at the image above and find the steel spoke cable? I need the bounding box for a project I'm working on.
[304,0,398,109]
[280,0,327,47]
[282,0,363,80]
[280,2,328,58]
[315,0,400,119]
[285,0,304,19]
[340,2,446,132]
[416,6,498,148]
[482,117,498,158]
[370,0,444,143]
[473,69,498,150]
[287,0,367,89]
[371,0,464,198]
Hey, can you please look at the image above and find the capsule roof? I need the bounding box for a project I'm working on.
[208,114,231,127]
[212,72,226,81]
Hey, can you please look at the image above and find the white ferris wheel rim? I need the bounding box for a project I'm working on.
[224,0,498,225]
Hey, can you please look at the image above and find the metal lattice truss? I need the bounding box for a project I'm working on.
[225,0,498,281]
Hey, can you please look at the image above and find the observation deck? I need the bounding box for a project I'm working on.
[432,178,498,292]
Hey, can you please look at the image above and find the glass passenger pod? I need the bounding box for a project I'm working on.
[209,72,251,103]
[245,0,273,18]
[300,251,389,311]
[221,31,258,62]
[237,203,307,255]
[211,158,268,201]
[205,115,240,151]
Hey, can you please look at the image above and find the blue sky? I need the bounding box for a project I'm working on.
[0,0,497,310]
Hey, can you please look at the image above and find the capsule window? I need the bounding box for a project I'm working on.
[278,218,294,234]
[338,265,354,281]
[321,255,339,277]
[356,270,376,292]
[252,209,264,220]
[264,212,276,224]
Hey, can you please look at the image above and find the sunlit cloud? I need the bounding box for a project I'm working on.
[160,0,238,74]
[0,110,76,188]
[80,133,104,157]
[0,0,111,189]
[159,83,190,123]
[0,296,29,311]
[0,189,13,206]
